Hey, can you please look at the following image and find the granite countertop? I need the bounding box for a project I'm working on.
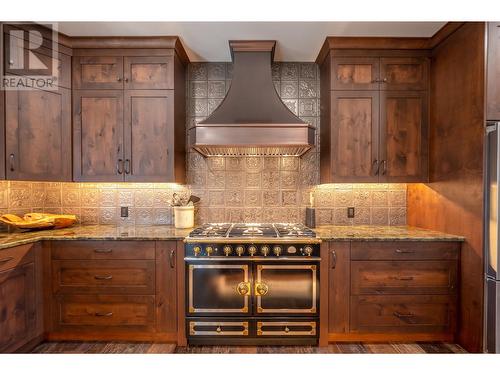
[0,225,191,250]
[314,225,465,241]
[0,224,464,250]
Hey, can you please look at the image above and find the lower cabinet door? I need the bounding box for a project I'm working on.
[255,264,318,314]
[350,295,456,334]
[0,262,37,352]
[53,294,155,332]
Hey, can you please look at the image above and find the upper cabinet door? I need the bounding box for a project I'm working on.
[5,87,72,181]
[487,22,500,121]
[331,57,380,90]
[330,91,380,182]
[379,91,429,182]
[73,90,124,182]
[379,57,429,91]
[124,56,174,90]
[73,56,124,89]
[123,90,174,182]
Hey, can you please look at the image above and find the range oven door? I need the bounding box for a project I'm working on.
[187,263,251,315]
[254,263,318,315]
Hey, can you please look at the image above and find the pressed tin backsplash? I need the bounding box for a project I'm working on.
[0,63,407,226]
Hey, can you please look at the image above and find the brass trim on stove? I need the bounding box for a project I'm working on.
[184,257,321,262]
[189,321,249,336]
[188,264,249,313]
[256,264,317,314]
[184,238,321,244]
[257,321,316,336]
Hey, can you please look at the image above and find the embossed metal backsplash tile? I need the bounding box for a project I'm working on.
[0,63,407,227]
[186,62,407,225]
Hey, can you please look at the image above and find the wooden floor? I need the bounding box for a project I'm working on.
[30,342,467,354]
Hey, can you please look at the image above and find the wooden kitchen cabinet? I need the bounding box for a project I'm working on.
[73,90,124,182]
[487,22,500,120]
[0,244,43,353]
[123,90,175,181]
[73,56,124,90]
[329,91,380,182]
[379,91,429,182]
[48,240,179,341]
[5,86,72,181]
[319,48,430,183]
[326,240,460,342]
[72,46,186,183]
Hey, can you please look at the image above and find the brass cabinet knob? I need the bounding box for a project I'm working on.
[216,326,222,333]
[285,326,290,333]
[255,282,269,296]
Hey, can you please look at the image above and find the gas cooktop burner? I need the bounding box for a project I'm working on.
[187,223,316,239]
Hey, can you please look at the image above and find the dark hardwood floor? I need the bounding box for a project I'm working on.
[29,342,467,354]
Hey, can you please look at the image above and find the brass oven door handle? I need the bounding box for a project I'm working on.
[94,275,113,280]
[255,282,269,296]
[237,282,251,296]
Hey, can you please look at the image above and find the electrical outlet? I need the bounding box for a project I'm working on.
[120,206,129,217]
[347,207,355,218]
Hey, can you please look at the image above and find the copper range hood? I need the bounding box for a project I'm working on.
[188,40,315,157]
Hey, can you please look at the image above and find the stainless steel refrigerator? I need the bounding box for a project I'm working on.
[485,121,500,353]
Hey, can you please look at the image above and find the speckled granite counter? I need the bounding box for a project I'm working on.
[314,225,465,241]
[0,224,464,250]
[0,225,191,250]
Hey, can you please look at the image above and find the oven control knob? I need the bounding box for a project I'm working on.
[261,245,270,256]
[223,245,232,256]
[273,246,283,257]
[304,246,313,256]
[205,246,214,257]
[248,245,257,256]
[236,245,245,256]
[193,246,201,257]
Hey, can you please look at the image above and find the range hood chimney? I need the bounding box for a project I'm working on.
[189,40,315,157]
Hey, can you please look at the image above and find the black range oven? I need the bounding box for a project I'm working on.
[184,223,321,345]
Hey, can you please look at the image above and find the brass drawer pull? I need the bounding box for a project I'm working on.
[169,249,175,269]
[331,249,337,269]
[0,256,14,264]
[94,249,112,254]
[94,311,113,317]
[257,321,317,336]
[9,154,15,172]
[94,275,113,280]
[372,159,380,175]
[395,249,414,254]
[189,321,249,336]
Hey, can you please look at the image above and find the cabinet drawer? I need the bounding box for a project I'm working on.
[351,241,459,261]
[188,320,249,337]
[54,294,155,331]
[0,244,34,272]
[73,56,124,89]
[257,321,317,337]
[350,295,455,334]
[51,240,155,260]
[52,260,155,294]
[351,261,457,295]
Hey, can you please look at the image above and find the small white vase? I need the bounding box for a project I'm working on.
[174,206,194,229]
